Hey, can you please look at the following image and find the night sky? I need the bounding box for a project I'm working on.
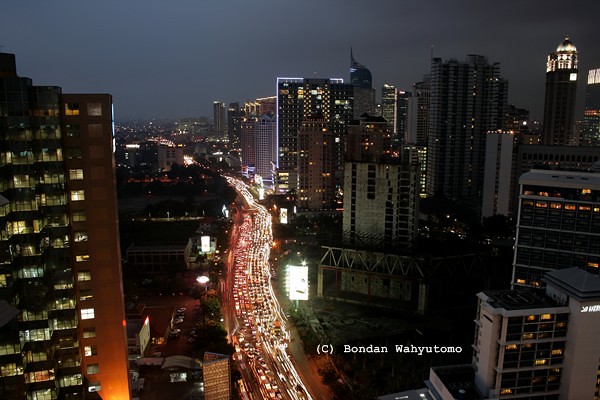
[1,0,599,120]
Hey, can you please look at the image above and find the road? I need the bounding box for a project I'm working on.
[224,178,314,400]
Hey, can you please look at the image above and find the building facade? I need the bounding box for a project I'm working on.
[276,77,353,192]
[297,116,336,210]
[212,101,226,135]
[427,268,600,399]
[512,169,600,288]
[0,53,129,399]
[542,38,579,146]
[254,113,277,185]
[427,55,507,208]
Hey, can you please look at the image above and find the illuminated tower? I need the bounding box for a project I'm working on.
[381,83,397,134]
[542,37,579,145]
[0,52,130,400]
[213,101,226,135]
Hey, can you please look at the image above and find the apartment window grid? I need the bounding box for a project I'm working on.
[515,192,600,286]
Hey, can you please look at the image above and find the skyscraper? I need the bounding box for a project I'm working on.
[0,53,129,399]
[227,102,244,147]
[542,37,579,146]
[254,113,277,185]
[350,50,376,118]
[213,101,226,135]
[297,116,336,210]
[427,55,507,207]
[381,83,397,134]
[276,77,353,192]
[582,68,600,145]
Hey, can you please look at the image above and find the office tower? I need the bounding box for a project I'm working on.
[482,131,516,218]
[427,55,507,207]
[212,101,226,135]
[297,116,336,210]
[276,77,353,192]
[542,37,579,146]
[350,50,376,118]
[254,113,277,185]
[227,102,244,147]
[428,267,600,399]
[395,90,411,147]
[406,77,430,146]
[512,169,600,288]
[203,352,231,400]
[240,116,256,176]
[381,83,397,134]
[582,68,600,145]
[343,116,419,250]
[0,53,129,399]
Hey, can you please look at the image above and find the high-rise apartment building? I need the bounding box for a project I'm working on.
[582,68,600,146]
[276,77,353,192]
[395,90,411,147]
[254,113,277,184]
[213,101,226,135]
[542,38,579,146]
[244,96,276,118]
[427,55,507,207]
[512,169,600,288]
[240,116,256,176]
[482,131,516,218]
[226,102,244,147]
[0,53,129,399]
[406,76,430,146]
[426,267,600,400]
[297,116,336,210]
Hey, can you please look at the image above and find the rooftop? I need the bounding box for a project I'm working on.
[543,267,600,301]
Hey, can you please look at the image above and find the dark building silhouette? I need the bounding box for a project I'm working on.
[582,68,600,146]
[427,55,507,209]
[542,37,579,146]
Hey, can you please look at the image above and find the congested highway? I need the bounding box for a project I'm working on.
[225,177,313,400]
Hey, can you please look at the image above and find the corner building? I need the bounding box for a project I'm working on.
[0,53,129,399]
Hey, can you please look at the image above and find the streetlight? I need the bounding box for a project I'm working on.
[196,275,209,294]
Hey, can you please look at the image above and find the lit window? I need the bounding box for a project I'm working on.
[588,262,599,268]
[505,344,518,350]
[72,211,86,222]
[74,232,88,242]
[527,315,537,321]
[80,308,95,320]
[76,255,90,262]
[88,381,101,393]
[77,271,91,282]
[565,204,576,210]
[535,359,547,366]
[551,349,563,355]
[70,190,85,201]
[65,103,79,116]
[69,169,84,180]
[84,346,97,357]
[83,327,96,338]
[87,103,102,116]
[500,389,513,395]
[79,290,93,301]
[540,314,552,320]
[516,279,527,284]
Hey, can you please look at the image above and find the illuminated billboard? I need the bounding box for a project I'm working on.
[288,265,309,301]
[280,208,288,224]
[201,236,211,253]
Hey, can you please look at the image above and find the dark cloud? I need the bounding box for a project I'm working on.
[1,0,598,119]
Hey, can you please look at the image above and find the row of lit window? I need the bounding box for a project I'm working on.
[522,199,599,212]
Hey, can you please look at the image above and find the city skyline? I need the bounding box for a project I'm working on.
[1,0,599,120]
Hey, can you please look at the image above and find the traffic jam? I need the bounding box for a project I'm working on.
[227,178,312,400]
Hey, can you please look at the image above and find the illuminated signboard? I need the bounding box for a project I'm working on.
[288,265,309,301]
[201,236,211,253]
[280,208,288,224]
[581,305,600,313]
